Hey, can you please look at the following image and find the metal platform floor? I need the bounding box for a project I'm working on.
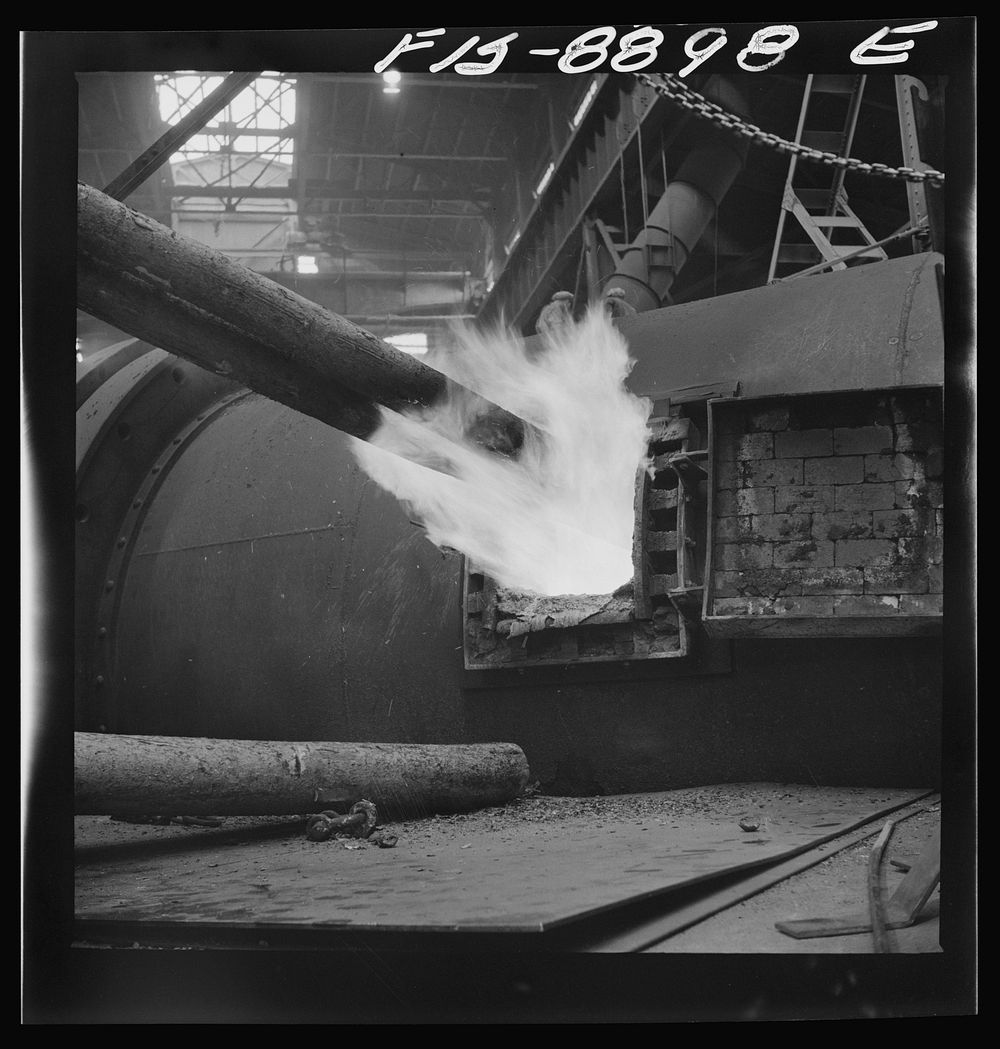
[74,783,940,953]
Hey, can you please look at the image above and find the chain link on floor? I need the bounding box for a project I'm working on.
[634,73,945,186]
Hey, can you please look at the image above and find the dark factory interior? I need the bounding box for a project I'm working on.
[22,26,977,1022]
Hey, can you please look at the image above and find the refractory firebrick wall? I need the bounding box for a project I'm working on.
[710,389,943,619]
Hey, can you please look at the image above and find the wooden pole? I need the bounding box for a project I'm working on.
[74,732,531,818]
[77,183,526,448]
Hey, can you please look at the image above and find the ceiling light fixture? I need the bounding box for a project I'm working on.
[571,78,600,128]
[534,162,555,198]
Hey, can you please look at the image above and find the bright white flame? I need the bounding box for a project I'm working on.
[382,69,402,85]
[352,307,652,596]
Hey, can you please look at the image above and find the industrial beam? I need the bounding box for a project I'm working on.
[197,126,295,136]
[103,71,260,201]
[77,183,525,448]
[110,137,503,158]
[305,152,508,163]
[320,212,487,221]
[167,184,493,201]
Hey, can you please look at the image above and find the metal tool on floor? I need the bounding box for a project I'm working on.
[305,800,378,842]
[774,824,940,942]
[867,818,896,953]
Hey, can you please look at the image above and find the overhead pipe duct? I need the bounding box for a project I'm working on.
[76,183,526,450]
[603,78,751,313]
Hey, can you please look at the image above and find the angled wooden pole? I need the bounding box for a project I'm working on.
[77,183,527,449]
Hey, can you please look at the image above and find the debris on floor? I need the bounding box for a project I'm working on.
[111,814,225,827]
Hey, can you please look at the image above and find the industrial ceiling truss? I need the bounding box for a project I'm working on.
[78,70,934,342]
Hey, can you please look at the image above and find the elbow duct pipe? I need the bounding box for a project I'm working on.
[604,77,751,312]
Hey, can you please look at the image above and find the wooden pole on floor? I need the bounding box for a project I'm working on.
[74,732,531,819]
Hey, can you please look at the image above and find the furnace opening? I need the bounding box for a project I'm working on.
[463,405,709,669]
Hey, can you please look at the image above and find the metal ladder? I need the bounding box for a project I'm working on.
[767,75,888,283]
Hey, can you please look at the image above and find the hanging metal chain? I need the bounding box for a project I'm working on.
[634,73,945,186]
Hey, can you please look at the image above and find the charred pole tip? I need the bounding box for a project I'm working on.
[76,182,526,452]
